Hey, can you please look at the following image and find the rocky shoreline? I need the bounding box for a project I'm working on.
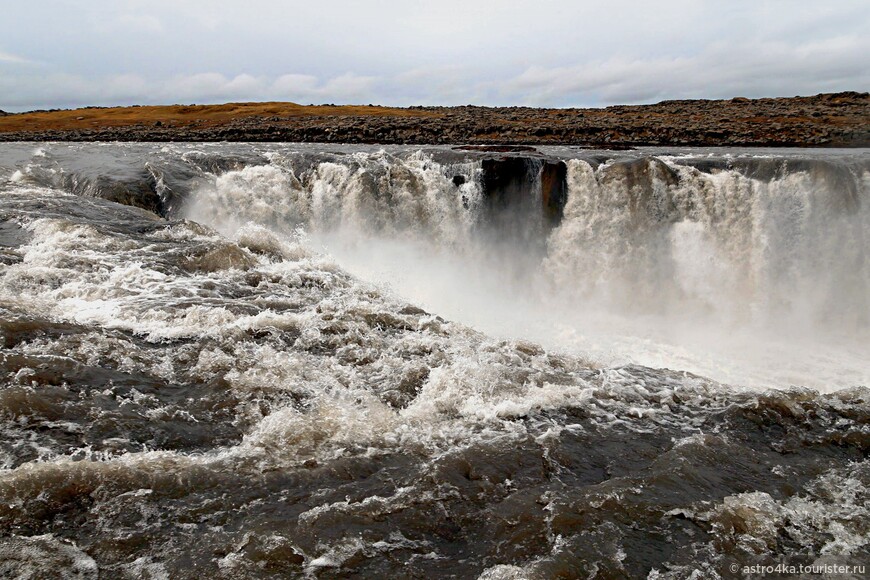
[1,92,868,147]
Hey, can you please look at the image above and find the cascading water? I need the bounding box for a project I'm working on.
[0,142,868,578]
[182,146,870,391]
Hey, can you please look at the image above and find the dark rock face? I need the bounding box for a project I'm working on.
[481,157,538,209]
[480,157,569,232]
[480,157,542,251]
[0,221,31,248]
[87,177,164,215]
[540,161,568,225]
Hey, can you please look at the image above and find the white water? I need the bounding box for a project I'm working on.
[182,150,870,392]
[2,145,869,576]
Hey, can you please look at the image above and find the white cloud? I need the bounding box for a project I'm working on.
[163,73,268,101]
[319,74,377,100]
[272,74,320,94]
[0,50,36,65]
[270,73,378,103]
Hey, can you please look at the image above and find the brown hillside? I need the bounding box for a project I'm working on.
[1,93,867,147]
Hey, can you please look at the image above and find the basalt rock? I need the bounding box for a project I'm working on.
[540,160,568,225]
[480,156,569,230]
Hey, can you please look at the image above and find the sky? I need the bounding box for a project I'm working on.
[1,0,868,112]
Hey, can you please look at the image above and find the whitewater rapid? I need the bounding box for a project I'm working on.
[174,145,870,392]
[0,143,867,578]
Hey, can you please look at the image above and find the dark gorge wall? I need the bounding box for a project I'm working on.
[480,157,569,228]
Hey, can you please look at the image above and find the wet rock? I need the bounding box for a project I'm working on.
[0,535,98,579]
[481,156,570,229]
[0,220,31,248]
[181,244,257,273]
[85,176,163,214]
[399,305,429,316]
[481,157,538,209]
[540,160,568,225]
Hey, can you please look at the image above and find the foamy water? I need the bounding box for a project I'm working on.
[0,143,867,578]
[182,147,870,392]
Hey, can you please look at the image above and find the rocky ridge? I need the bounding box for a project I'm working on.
[0,92,867,146]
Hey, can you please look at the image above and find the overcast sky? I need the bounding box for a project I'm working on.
[1,0,868,111]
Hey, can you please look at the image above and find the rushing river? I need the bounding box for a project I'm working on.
[0,143,868,578]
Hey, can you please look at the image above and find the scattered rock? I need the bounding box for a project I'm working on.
[1,92,867,147]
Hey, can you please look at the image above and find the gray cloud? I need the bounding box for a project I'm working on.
[1,1,868,111]
[499,34,870,105]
